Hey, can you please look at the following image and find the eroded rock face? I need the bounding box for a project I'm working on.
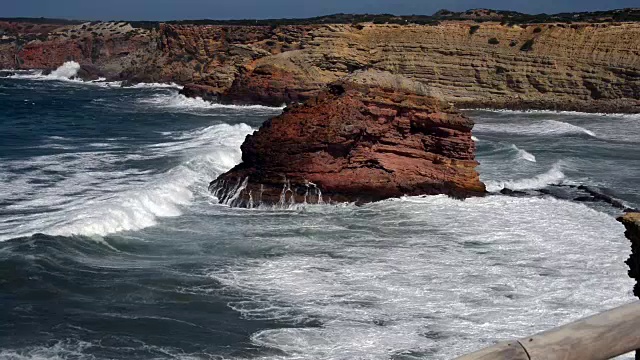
[209,71,485,207]
[3,20,639,112]
[619,213,640,298]
[220,22,640,112]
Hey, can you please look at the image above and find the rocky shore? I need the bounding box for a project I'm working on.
[2,14,640,112]
[209,70,485,206]
[620,213,640,299]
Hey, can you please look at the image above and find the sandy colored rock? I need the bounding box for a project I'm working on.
[2,20,640,112]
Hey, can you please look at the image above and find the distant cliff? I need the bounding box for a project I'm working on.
[2,12,640,112]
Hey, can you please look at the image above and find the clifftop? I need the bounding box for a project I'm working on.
[3,7,640,28]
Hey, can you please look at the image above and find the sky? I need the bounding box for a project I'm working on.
[4,0,640,21]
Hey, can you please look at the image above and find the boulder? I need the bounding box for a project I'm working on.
[210,70,485,207]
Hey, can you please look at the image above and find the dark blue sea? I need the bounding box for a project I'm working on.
[0,65,639,359]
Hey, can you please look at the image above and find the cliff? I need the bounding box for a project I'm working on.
[619,213,640,299]
[2,17,640,112]
[221,22,640,112]
[209,70,485,207]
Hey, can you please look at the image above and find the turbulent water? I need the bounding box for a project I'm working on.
[0,67,639,359]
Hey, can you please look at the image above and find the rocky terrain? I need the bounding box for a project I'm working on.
[620,213,640,298]
[1,10,640,111]
[209,70,485,207]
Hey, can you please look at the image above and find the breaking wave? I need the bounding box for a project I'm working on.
[9,61,80,81]
[0,123,252,240]
[511,144,536,162]
[471,108,640,120]
[49,61,81,79]
[7,62,182,89]
[485,161,565,192]
[474,120,596,137]
[139,93,286,111]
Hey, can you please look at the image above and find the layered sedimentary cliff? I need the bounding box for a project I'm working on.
[2,19,640,112]
[221,22,640,112]
[209,70,485,207]
[620,213,640,298]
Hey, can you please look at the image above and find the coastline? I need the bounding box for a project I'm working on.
[2,17,640,115]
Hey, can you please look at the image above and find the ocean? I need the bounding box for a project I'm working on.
[0,66,638,359]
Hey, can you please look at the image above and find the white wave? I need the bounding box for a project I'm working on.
[126,82,183,89]
[474,120,596,137]
[207,195,634,359]
[9,61,80,81]
[511,144,536,162]
[49,61,81,79]
[0,123,253,240]
[485,161,565,192]
[7,63,183,89]
[139,93,286,111]
[466,108,640,119]
[471,135,479,142]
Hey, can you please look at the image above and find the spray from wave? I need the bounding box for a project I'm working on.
[49,61,81,79]
[7,62,182,89]
[474,120,596,137]
[9,61,80,81]
[485,161,565,192]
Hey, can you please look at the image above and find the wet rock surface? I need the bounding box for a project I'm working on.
[210,70,485,207]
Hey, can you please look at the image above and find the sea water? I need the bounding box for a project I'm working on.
[0,66,638,359]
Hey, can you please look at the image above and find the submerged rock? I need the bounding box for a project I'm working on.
[209,70,485,207]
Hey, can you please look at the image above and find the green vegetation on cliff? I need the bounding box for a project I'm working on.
[2,7,640,30]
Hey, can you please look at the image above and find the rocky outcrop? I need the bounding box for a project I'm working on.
[619,213,640,298]
[2,19,640,112]
[209,70,485,207]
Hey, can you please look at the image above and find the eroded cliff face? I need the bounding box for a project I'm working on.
[222,22,640,111]
[209,71,485,207]
[619,213,640,298]
[2,20,640,112]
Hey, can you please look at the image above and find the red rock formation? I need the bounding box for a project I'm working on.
[210,71,485,207]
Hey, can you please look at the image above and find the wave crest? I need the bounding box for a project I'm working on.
[7,62,182,89]
[139,93,286,111]
[0,123,253,240]
[485,162,565,192]
[511,144,536,163]
[475,120,596,137]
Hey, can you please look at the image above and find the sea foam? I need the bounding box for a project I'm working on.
[206,195,634,359]
[0,123,253,240]
[474,120,596,137]
[468,108,640,120]
[139,93,286,112]
[8,62,183,89]
[484,161,565,192]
